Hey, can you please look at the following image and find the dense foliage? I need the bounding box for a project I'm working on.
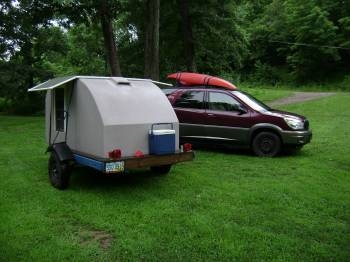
[0,0,349,113]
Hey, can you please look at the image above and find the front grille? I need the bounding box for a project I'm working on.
[304,119,309,130]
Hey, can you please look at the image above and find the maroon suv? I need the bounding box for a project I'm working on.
[165,87,312,156]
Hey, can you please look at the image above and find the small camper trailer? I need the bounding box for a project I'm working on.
[29,76,194,189]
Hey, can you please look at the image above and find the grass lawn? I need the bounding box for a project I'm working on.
[1,92,349,261]
[239,86,293,103]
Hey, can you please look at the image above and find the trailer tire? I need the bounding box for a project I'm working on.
[48,152,70,189]
[150,164,172,175]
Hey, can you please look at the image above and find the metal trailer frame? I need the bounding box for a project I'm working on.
[47,142,193,174]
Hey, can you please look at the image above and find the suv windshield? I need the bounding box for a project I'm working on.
[232,90,271,112]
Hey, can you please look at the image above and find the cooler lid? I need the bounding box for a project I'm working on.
[150,129,176,135]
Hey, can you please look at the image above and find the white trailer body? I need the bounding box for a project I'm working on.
[29,76,194,189]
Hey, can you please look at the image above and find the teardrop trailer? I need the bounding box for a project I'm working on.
[28,76,194,189]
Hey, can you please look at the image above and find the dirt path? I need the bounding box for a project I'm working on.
[268,92,335,107]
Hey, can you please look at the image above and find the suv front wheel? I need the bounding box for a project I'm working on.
[252,131,281,157]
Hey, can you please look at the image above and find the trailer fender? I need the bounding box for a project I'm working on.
[46,142,74,162]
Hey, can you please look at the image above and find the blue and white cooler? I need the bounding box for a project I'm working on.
[149,123,176,155]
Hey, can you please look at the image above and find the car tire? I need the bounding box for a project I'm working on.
[48,152,71,189]
[252,131,281,157]
[150,164,172,175]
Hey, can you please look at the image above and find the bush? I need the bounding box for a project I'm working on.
[0,94,44,115]
[9,93,45,115]
[0,97,10,113]
[338,74,350,90]
[251,61,283,85]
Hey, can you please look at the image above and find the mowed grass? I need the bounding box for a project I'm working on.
[239,85,293,103]
[1,92,350,261]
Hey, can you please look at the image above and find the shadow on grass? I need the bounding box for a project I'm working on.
[69,166,168,191]
[67,145,309,191]
[191,143,306,158]
[191,143,253,156]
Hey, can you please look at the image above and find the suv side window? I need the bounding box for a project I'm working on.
[174,91,204,109]
[208,92,241,112]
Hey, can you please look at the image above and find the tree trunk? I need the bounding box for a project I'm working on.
[177,0,197,72]
[144,0,160,80]
[99,0,122,76]
[22,41,34,89]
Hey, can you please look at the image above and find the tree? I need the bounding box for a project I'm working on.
[97,0,122,76]
[190,0,248,74]
[246,0,347,82]
[55,0,122,76]
[0,0,57,113]
[285,1,339,80]
[177,0,197,72]
[144,0,160,80]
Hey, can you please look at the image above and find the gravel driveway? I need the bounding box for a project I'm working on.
[268,92,335,107]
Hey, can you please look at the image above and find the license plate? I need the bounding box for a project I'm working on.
[105,161,124,173]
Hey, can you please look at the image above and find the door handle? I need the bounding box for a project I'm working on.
[207,113,214,116]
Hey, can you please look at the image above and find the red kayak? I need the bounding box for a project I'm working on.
[167,72,237,90]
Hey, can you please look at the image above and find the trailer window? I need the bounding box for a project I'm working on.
[55,88,65,131]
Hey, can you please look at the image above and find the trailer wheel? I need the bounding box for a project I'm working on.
[48,152,70,189]
[150,164,172,175]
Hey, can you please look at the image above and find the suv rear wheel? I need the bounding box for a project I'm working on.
[252,131,281,157]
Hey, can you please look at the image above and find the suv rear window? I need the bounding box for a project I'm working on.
[161,88,178,96]
[174,91,204,109]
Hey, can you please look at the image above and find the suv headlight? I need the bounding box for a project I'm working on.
[284,117,304,130]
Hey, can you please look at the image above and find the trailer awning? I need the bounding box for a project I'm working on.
[28,76,78,92]
[28,76,173,92]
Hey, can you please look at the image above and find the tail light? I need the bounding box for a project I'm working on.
[134,149,144,158]
[108,149,122,159]
[183,143,192,152]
